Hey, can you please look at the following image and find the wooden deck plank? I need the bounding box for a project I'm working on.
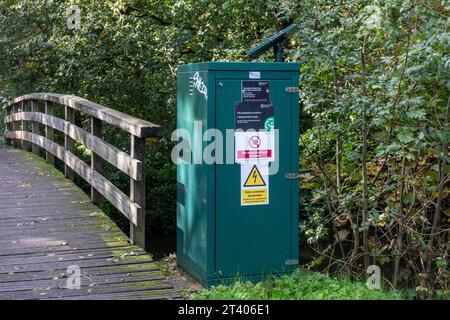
[0,238,129,248]
[0,248,147,267]
[0,147,182,300]
[51,290,181,300]
[0,280,175,300]
[0,270,167,291]
[0,238,129,256]
[0,263,160,283]
[0,244,136,258]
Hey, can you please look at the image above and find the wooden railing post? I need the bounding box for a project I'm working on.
[12,104,20,148]
[20,101,29,151]
[64,106,75,180]
[91,116,103,205]
[5,106,12,145]
[45,101,55,165]
[130,135,146,249]
[31,100,39,154]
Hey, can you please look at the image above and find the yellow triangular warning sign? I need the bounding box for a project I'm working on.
[244,165,266,187]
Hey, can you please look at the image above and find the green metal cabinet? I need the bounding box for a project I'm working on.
[176,62,300,286]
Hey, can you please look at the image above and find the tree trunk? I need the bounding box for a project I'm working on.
[425,95,449,285]
[393,157,407,287]
[331,61,342,191]
[360,36,370,271]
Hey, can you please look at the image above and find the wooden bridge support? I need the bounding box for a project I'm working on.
[45,101,55,165]
[31,100,39,155]
[20,102,28,150]
[130,136,146,248]
[90,116,103,206]
[64,106,75,181]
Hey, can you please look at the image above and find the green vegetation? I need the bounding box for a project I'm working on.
[192,270,403,300]
[0,0,448,299]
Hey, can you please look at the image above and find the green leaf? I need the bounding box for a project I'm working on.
[398,129,415,144]
[406,109,426,120]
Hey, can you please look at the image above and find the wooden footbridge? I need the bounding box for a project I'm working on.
[0,93,183,300]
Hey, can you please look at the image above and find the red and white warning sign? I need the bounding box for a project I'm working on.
[235,131,274,162]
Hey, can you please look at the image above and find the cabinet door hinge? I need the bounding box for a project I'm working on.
[285,87,299,93]
[284,173,301,180]
[285,259,299,265]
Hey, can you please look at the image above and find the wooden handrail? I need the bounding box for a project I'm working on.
[5,93,160,138]
[3,93,161,249]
